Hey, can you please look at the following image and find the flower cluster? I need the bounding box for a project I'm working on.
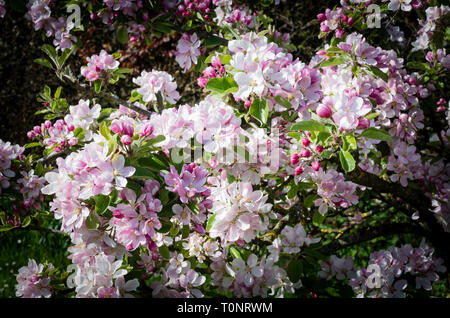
[133,70,181,104]
[16,259,53,298]
[25,0,76,50]
[175,33,202,72]
[0,140,24,193]
[412,5,450,51]
[80,50,120,82]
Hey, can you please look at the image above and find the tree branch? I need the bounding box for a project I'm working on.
[318,222,427,255]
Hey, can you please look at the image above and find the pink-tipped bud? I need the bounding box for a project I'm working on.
[437,106,445,112]
[347,17,354,26]
[317,50,327,56]
[291,153,300,165]
[316,145,324,153]
[312,161,321,171]
[197,76,208,88]
[211,55,222,69]
[295,165,304,176]
[357,118,370,130]
[68,138,78,147]
[27,131,35,139]
[54,146,62,153]
[244,100,252,108]
[317,13,326,21]
[316,104,332,118]
[302,138,311,147]
[113,209,124,219]
[300,148,311,158]
[121,135,132,145]
[44,120,52,129]
[335,29,344,38]
[67,124,75,132]
[437,98,446,106]
[341,15,348,22]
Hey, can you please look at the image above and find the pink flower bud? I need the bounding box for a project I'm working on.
[357,118,370,130]
[320,24,330,32]
[342,15,348,22]
[113,209,124,219]
[302,138,311,147]
[335,29,344,38]
[316,104,332,118]
[211,55,222,69]
[54,146,62,153]
[437,106,445,112]
[27,131,35,139]
[317,50,327,56]
[202,66,217,78]
[295,165,304,176]
[68,138,78,146]
[291,153,299,165]
[437,98,446,106]
[121,135,132,145]
[142,12,150,21]
[44,120,52,129]
[347,17,354,26]
[33,126,42,134]
[197,76,208,88]
[317,13,326,21]
[312,162,321,171]
[67,124,75,132]
[300,148,311,158]
[244,100,252,108]
[316,145,324,153]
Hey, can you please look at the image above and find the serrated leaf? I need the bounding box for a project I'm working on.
[274,96,292,108]
[21,216,31,228]
[287,260,303,283]
[95,195,110,215]
[249,98,268,125]
[85,213,99,229]
[132,166,155,179]
[202,36,228,48]
[319,56,346,68]
[205,76,238,95]
[206,213,216,232]
[158,245,171,259]
[34,58,54,69]
[304,194,319,208]
[230,247,242,259]
[339,150,356,172]
[25,142,41,149]
[117,27,129,44]
[360,127,393,142]
[291,120,327,132]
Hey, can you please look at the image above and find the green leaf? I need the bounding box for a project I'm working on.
[58,47,75,67]
[287,260,303,283]
[319,56,346,68]
[34,58,54,69]
[158,245,171,259]
[202,36,228,48]
[25,142,41,149]
[343,134,357,151]
[230,247,242,259]
[132,166,155,179]
[206,213,216,232]
[339,150,356,172]
[95,195,110,215]
[313,211,326,225]
[304,194,319,208]
[274,96,292,109]
[291,120,327,132]
[85,213,99,229]
[205,76,238,95]
[107,134,118,156]
[99,121,111,140]
[249,98,268,125]
[94,79,102,93]
[21,216,31,228]
[366,66,389,82]
[182,225,190,239]
[126,180,142,192]
[138,157,167,171]
[117,27,129,44]
[360,127,393,142]
[0,226,14,232]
